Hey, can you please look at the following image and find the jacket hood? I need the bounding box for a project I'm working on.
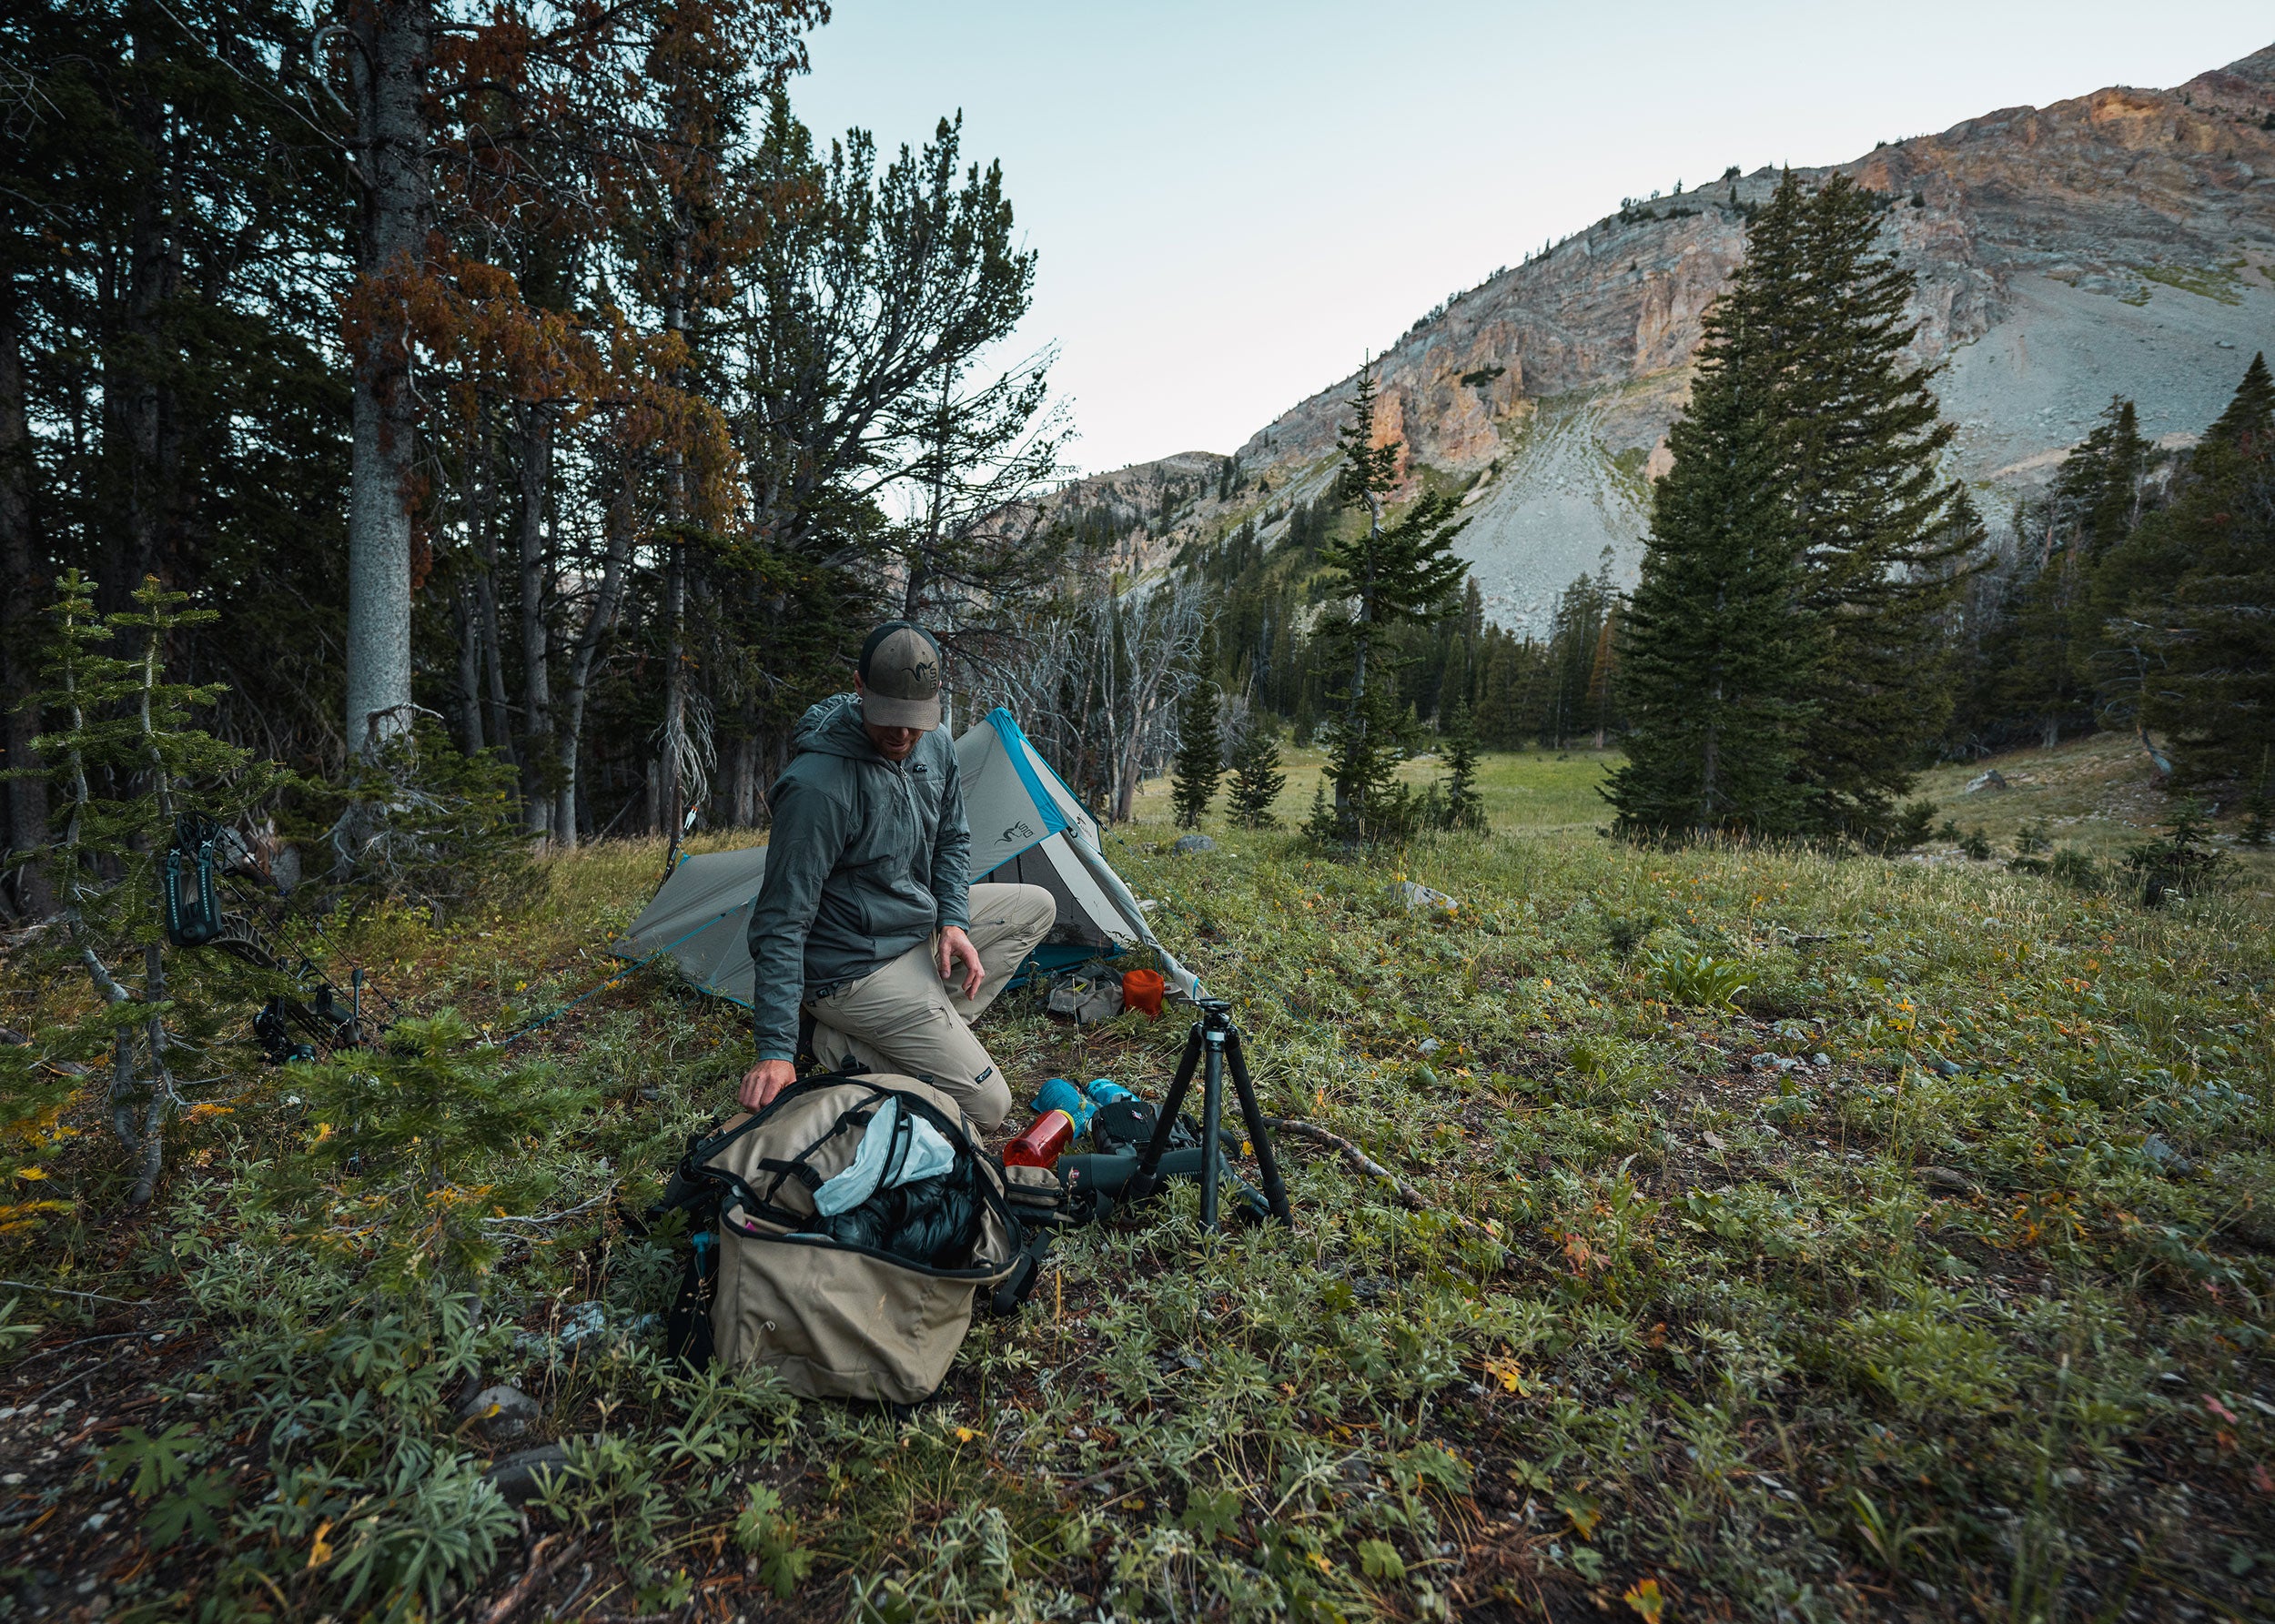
[793,691,886,761]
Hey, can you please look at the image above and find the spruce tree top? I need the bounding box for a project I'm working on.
[2207,352,2273,450]
[1336,364,1400,509]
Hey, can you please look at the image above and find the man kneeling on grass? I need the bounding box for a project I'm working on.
[738,620,1052,1130]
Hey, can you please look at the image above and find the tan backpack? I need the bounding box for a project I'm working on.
[683,1074,1038,1404]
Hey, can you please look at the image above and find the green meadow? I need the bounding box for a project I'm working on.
[5,745,2271,1622]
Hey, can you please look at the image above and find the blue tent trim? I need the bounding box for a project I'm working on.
[985,707,1071,854]
[1024,721,1097,826]
[1004,937,1122,993]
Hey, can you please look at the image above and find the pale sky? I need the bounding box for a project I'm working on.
[795,3,2275,478]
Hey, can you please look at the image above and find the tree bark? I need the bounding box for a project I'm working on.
[514,402,555,837]
[478,524,513,767]
[657,219,692,839]
[343,0,433,756]
[554,490,632,849]
[453,406,488,754]
[99,46,183,616]
[453,582,484,753]
[0,280,52,915]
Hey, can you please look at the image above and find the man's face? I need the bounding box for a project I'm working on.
[853,676,923,762]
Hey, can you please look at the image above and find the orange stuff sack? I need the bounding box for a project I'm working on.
[1121,969,1165,1019]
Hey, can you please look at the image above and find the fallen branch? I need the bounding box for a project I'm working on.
[0,1279,145,1304]
[1259,1115,1543,1272]
[477,1533,580,1624]
[481,1194,609,1229]
[11,1332,144,1364]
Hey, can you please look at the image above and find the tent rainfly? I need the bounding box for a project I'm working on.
[611,707,1199,1008]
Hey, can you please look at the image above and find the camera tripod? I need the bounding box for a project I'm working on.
[1120,999,1292,1233]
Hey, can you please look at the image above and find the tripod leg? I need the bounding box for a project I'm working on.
[1199,1035,1223,1234]
[1224,1028,1292,1222]
[1127,1022,1204,1203]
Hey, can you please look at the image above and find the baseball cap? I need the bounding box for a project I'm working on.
[857,622,944,730]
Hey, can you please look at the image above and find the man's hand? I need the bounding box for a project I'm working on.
[936,925,984,1001]
[740,1058,796,1112]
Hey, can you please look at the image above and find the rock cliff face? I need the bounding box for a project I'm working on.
[1064,44,2275,630]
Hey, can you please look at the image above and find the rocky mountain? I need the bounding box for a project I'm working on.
[1061,43,2275,630]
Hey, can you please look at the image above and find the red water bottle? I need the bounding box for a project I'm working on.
[1004,1109,1077,1168]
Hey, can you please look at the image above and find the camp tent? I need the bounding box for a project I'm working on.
[611,707,1199,1008]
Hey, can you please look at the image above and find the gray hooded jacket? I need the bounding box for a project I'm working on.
[745,693,971,1061]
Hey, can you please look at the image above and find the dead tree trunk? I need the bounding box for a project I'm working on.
[658,543,686,836]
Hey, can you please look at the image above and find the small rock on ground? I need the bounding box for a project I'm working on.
[457,1384,542,1441]
[481,1442,571,1504]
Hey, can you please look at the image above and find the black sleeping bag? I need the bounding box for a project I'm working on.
[804,1150,983,1269]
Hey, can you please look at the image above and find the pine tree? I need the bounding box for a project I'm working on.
[1541,565,1614,748]
[1169,661,1223,829]
[15,572,279,1206]
[2207,350,2275,444]
[2137,355,2275,785]
[1313,680,1410,842]
[1617,171,1978,838]
[1225,715,1288,828]
[1764,173,1979,837]
[1471,632,1526,748]
[1313,361,1470,843]
[1605,262,1813,837]
[1437,698,1486,831]
[1977,402,2145,747]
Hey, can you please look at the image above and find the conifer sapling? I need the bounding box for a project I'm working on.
[1169,659,1224,829]
[1437,699,1486,832]
[1225,716,1288,829]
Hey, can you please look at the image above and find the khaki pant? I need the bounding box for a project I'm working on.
[804,882,1055,1130]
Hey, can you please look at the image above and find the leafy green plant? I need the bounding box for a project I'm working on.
[1959,827,1993,861]
[99,1423,235,1549]
[310,1442,516,1619]
[0,1296,40,1355]
[1647,948,1754,1009]
[1850,1489,1943,1579]
[734,1482,817,1599]
[1355,1537,1406,1581]
[1179,1484,1242,1543]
